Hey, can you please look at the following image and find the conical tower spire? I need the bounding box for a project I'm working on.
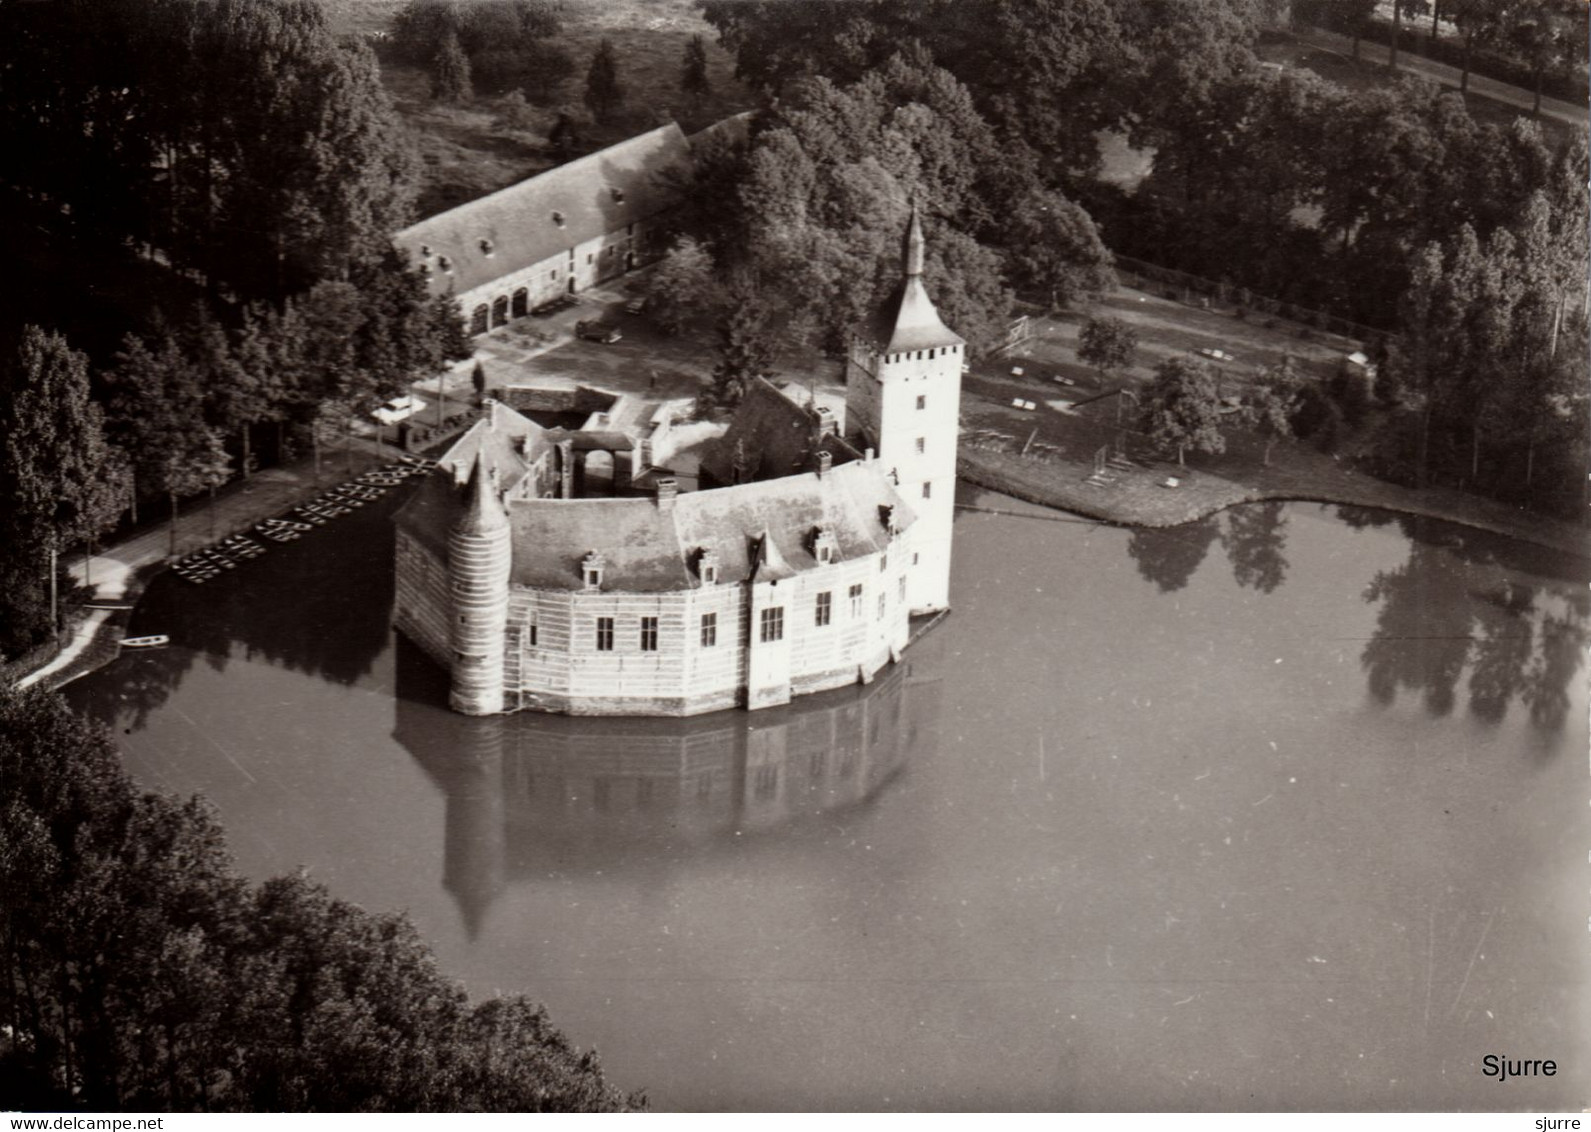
[456,449,508,536]
[903,200,924,278]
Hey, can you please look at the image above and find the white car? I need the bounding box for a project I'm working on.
[373,395,426,425]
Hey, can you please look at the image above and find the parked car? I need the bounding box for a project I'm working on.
[576,320,622,344]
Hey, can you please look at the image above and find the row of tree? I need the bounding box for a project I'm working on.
[0,0,418,306]
[0,684,640,1111]
[0,252,466,661]
[1306,0,1587,112]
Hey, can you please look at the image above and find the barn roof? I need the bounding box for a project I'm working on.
[394,122,692,299]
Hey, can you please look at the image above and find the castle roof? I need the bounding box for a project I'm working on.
[865,205,963,355]
[698,378,862,486]
[513,458,912,591]
[438,401,548,496]
[455,450,508,537]
[394,122,692,299]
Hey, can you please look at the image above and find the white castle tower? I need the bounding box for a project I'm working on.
[844,204,964,613]
[448,451,512,715]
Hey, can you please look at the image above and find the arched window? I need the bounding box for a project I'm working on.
[511,288,529,318]
[491,295,509,327]
[470,305,489,335]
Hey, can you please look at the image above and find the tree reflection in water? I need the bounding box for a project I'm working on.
[1126,515,1221,592]
[1221,501,1289,593]
[1356,511,1589,734]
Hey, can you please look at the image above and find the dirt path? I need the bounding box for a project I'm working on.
[1291,24,1586,128]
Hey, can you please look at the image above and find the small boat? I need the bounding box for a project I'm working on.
[121,635,170,649]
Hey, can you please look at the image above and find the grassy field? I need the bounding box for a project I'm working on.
[329,0,757,219]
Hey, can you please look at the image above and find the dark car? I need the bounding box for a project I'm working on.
[575,319,622,344]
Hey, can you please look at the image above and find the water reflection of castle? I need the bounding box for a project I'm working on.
[393,632,944,936]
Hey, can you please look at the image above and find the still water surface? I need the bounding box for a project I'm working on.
[66,489,1589,1110]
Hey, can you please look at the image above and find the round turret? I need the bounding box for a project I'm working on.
[449,451,512,715]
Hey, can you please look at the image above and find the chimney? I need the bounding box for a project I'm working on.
[656,477,678,511]
[816,405,836,436]
[865,446,875,462]
[816,450,832,477]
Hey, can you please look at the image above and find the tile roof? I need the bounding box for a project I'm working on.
[394,122,692,299]
[506,459,915,592]
[397,440,915,594]
[698,378,861,486]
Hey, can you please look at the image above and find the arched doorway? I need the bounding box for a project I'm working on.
[581,450,614,495]
[470,304,489,336]
[511,288,529,318]
[491,295,509,328]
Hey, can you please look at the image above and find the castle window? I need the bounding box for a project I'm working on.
[529,622,538,647]
[813,528,837,565]
[759,606,784,643]
[916,394,926,410]
[699,550,720,585]
[552,210,566,227]
[582,551,605,589]
[640,616,658,651]
[880,554,888,573]
[701,612,717,647]
[438,255,453,273]
[587,253,594,264]
[849,583,863,617]
[595,617,614,651]
[815,591,832,627]
[922,481,932,500]
[877,593,886,620]
[611,187,626,203]
[420,243,432,257]
[916,437,925,454]
[479,238,494,256]
[898,576,907,603]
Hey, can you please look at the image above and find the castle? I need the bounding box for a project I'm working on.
[393,208,963,717]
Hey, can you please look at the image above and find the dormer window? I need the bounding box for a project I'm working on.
[418,263,431,279]
[698,550,720,586]
[552,210,566,228]
[813,527,837,565]
[610,187,625,203]
[438,255,453,274]
[420,243,432,257]
[479,238,494,257]
[581,551,605,590]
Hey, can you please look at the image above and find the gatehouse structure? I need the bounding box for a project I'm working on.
[393,208,963,717]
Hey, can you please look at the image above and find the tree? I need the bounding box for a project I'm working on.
[494,89,538,133]
[681,34,711,102]
[0,328,123,649]
[1139,356,1226,466]
[1238,362,1301,465]
[432,28,473,103]
[1077,315,1139,383]
[584,39,624,124]
[644,236,718,335]
[0,683,642,1111]
[1341,0,1379,58]
[1003,188,1115,309]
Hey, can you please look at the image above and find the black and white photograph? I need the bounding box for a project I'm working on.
[1,0,1587,1115]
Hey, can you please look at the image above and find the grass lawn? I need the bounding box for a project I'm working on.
[329,0,758,220]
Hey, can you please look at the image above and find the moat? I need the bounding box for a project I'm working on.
[65,485,1590,1111]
